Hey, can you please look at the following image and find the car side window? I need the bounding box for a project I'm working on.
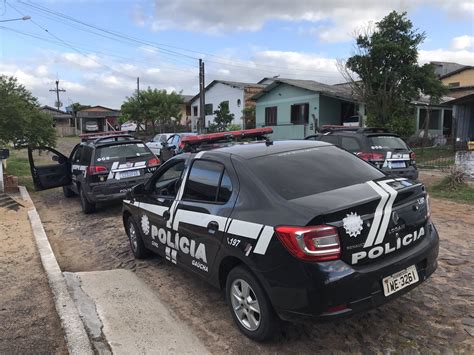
[154,161,185,197]
[80,147,92,165]
[320,135,339,144]
[183,160,231,203]
[72,146,83,164]
[159,135,168,143]
[341,136,361,153]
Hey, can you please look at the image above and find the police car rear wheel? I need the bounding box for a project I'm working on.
[126,216,150,259]
[226,266,278,341]
[79,188,95,214]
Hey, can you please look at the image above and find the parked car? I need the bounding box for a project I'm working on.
[146,133,174,156]
[306,127,418,180]
[342,115,361,127]
[85,121,99,132]
[122,130,438,341]
[159,132,197,162]
[121,121,145,132]
[28,132,160,213]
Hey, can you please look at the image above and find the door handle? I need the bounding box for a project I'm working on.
[163,210,170,221]
[207,221,219,235]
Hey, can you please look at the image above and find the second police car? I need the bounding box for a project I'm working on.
[122,128,439,341]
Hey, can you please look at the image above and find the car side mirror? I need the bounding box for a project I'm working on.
[52,155,60,162]
[132,183,146,195]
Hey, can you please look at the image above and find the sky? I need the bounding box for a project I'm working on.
[0,0,473,109]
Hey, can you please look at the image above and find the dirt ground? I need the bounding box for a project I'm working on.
[0,194,67,354]
[29,173,474,354]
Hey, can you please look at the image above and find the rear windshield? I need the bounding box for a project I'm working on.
[369,136,408,150]
[95,143,152,161]
[343,116,359,123]
[248,146,385,200]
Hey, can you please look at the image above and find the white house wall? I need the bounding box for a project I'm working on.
[190,82,245,128]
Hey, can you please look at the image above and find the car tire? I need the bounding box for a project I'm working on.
[62,185,75,198]
[126,216,150,259]
[79,187,96,214]
[226,265,279,341]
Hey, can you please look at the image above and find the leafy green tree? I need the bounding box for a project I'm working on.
[121,88,183,133]
[211,101,235,132]
[340,11,445,137]
[242,106,256,129]
[0,75,56,147]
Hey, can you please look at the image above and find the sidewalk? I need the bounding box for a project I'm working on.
[0,192,67,354]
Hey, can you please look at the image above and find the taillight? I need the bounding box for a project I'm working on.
[410,151,416,163]
[274,225,341,262]
[87,165,108,175]
[356,152,384,161]
[148,157,161,166]
[426,194,431,219]
[178,141,185,151]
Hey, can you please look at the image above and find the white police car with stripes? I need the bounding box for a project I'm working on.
[122,129,439,341]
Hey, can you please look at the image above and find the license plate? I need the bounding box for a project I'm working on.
[390,161,406,169]
[120,170,140,179]
[382,265,419,297]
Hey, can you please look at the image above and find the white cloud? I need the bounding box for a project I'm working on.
[59,53,102,69]
[419,49,474,66]
[451,35,474,50]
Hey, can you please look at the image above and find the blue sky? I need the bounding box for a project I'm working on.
[1,0,473,108]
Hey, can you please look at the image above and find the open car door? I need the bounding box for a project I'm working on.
[28,146,71,191]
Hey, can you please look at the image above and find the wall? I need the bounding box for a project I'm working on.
[319,95,342,126]
[441,68,474,87]
[190,82,245,128]
[255,84,319,127]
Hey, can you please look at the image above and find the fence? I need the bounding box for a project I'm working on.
[413,145,458,169]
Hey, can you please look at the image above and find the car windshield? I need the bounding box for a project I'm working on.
[369,136,408,150]
[95,143,152,161]
[248,146,384,200]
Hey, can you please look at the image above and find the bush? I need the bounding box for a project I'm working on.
[444,167,468,191]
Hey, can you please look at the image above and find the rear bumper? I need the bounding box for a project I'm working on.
[84,174,151,203]
[266,221,439,322]
[382,166,418,180]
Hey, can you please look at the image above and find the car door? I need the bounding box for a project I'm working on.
[69,145,86,193]
[160,134,180,162]
[28,146,71,190]
[136,158,187,254]
[171,158,236,277]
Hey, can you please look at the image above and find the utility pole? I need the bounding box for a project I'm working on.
[49,80,66,111]
[199,59,205,133]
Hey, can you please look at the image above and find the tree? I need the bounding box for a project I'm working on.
[0,75,56,147]
[339,11,445,137]
[209,101,235,132]
[242,106,256,129]
[121,88,183,133]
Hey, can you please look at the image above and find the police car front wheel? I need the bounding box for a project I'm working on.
[226,266,279,341]
[127,216,150,259]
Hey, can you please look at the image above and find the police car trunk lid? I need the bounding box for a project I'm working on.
[290,179,428,266]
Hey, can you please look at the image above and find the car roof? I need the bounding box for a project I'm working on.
[202,140,331,160]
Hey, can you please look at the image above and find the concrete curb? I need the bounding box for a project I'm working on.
[21,186,93,355]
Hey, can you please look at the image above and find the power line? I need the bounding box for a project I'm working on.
[16,0,342,77]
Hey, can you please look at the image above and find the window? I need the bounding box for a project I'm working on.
[248,146,384,200]
[95,143,151,161]
[72,146,83,164]
[80,147,92,165]
[418,109,441,130]
[204,103,213,115]
[154,161,185,197]
[237,99,241,107]
[319,135,339,144]
[183,160,232,203]
[193,106,198,116]
[291,103,309,124]
[186,105,191,116]
[448,82,460,88]
[369,136,408,150]
[340,137,362,153]
[265,106,277,126]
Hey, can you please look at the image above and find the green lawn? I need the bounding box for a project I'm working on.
[428,178,474,205]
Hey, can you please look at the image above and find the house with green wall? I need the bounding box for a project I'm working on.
[253,78,364,140]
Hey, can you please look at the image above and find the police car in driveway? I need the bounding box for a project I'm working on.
[28,131,160,213]
[122,128,439,341]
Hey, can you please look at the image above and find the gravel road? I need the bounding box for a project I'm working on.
[31,186,474,353]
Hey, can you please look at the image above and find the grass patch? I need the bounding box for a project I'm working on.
[428,177,474,205]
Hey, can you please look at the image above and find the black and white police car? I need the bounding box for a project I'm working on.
[122,128,439,341]
[28,131,160,213]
